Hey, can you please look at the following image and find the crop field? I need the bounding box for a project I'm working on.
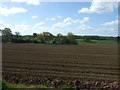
[2,43,119,89]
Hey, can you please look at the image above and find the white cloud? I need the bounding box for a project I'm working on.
[51,16,117,36]
[32,15,38,19]
[12,24,32,35]
[52,23,64,29]
[0,19,4,26]
[45,16,61,21]
[78,0,118,14]
[0,19,13,29]
[13,25,31,32]
[1,21,117,36]
[102,20,118,26]
[57,15,62,18]
[51,22,117,36]
[10,0,40,5]
[45,18,56,21]
[63,17,73,25]
[52,17,74,29]
[0,21,45,35]
[51,18,56,21]
[63,17,72,23]
[80,17,90,24]
[63,17,80,25]
[94,27,117,36]
[52,17,90,29]
[63,17,89,25]
[45,16,62,21]
[1,24,32,35]
[0,6,27,16]
[76,24,95,31]
[33,22,45,28]
[78,8,91,13]
[14,25,31,30]
[75,24,117,36]
[46,18,49,20]
[3,24,12,29]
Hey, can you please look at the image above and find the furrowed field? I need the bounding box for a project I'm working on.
[2,43,119,89]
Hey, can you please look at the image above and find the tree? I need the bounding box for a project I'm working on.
[55,34,69,44]
[61,36,69,44]
[42,32,54,43]
[37,34,45,43]
[67,32,78,44]
[54,33,63,44]
[1,28,13,42]
[57,33,63,37]
[83,36,91,43]
[33,33,37,38]
[15,32,20,37]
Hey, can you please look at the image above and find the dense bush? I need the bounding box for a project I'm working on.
[67,32,78,44]
[83,36,91,43]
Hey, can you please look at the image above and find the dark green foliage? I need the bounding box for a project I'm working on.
[32,38,39,43]
[1,27,118,44]
[117,36,120,43]
[83,36,91,43]
[42,32,54,44]
[61,36,69,44]
[33,33,37,38]
[1,28,13,42]
[36,32,75,44]
[76,35,117,41]
[67,32,78,44]
[52,34,69,44]
[37,34,45,43]
[15,32,20,37]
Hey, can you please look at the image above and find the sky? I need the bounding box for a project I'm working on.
[0,0,119,36]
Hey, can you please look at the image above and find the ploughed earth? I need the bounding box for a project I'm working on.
[2,43,120,89]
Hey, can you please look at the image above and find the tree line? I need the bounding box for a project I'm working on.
[0,28,119,44]
[0,28,78,44]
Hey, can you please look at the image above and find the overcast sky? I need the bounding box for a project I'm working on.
[0,0,119,36]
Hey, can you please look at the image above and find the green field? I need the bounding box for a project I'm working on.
[76,39,117,44]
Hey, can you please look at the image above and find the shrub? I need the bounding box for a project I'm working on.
[83,36,91,43]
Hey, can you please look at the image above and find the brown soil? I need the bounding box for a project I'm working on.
[2,43,119,89]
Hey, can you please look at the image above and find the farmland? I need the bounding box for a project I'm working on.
[2,43,119,89]
[76,39,117,44]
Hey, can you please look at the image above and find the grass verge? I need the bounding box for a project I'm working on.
[1,79,75,90]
